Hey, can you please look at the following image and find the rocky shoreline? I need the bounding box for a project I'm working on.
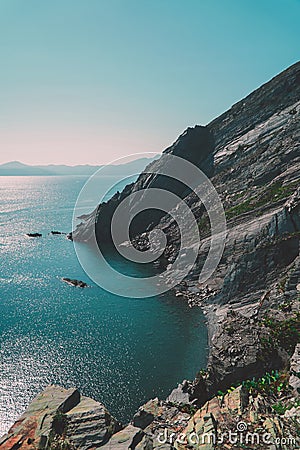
[1,62,299,449]
[1,345,299,449]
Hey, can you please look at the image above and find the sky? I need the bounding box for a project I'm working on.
[0,0,299,166]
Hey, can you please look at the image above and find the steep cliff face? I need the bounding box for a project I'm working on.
[70,61,300,425]
[71,125,215,243]
[208,61,300,151]
[147,62,300,398]
[72,61,300,246]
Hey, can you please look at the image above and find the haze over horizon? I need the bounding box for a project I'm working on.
[0,0,299,166]
[0,155,156,168]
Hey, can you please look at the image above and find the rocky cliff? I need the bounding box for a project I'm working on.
[2,62,300,449]
[71,60,300,389]
[71,62,300,245]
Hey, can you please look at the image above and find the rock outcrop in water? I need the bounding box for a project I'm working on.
[2,62,300,448]
[62,278,88,288]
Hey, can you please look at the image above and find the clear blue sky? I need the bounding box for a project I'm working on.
[0,0,299,165]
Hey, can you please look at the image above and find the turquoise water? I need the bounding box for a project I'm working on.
[0,176,207,434]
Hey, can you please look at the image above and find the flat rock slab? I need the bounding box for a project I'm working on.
[101,425,144,450]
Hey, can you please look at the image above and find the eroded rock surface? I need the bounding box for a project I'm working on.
[0,386,120,450]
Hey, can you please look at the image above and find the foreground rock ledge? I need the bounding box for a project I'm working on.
[1,345,299,450]
[0,386,121,450]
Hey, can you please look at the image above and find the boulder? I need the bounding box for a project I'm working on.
[0,386,119,450]
[65,396,121,449]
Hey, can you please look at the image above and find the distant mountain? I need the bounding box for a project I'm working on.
[0,161,53,176]
[0,157,158,176]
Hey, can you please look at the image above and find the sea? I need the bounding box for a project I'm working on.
[0,175,207,434]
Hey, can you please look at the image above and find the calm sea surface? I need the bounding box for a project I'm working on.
[0,175,207,434]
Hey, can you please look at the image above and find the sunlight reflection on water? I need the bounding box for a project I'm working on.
[0,176,207,434]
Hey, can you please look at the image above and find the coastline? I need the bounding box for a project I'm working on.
[1,62,300,449]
